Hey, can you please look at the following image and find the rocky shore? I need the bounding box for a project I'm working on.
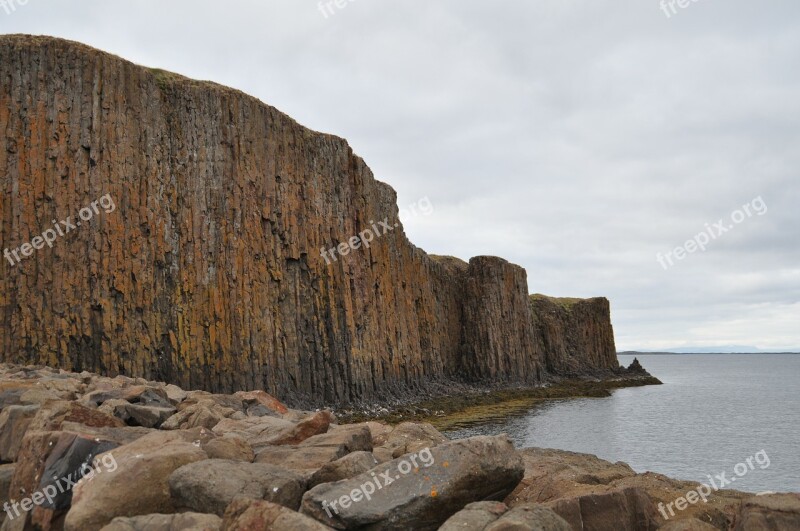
[1,364,798,531]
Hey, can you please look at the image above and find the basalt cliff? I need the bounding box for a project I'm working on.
[1,36,630,408]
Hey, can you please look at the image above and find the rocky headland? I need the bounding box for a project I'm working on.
[1,35,653,410]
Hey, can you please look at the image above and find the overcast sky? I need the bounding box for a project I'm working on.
[2,0,798,351]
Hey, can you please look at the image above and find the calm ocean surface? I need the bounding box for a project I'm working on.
[444,354,800,493]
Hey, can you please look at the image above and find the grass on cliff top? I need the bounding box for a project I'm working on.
[530,293,584,308]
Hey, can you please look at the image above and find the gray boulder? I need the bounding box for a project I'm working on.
[169,459,307,516]
[301,435,524,530]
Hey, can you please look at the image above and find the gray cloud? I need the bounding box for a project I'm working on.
[3,0,798,350]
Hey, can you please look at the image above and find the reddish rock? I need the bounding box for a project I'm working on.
[233,391,289,416]
[267,410,334,446]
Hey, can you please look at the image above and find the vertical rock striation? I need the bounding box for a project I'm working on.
[530,295,620,375]
[0,36,618,407]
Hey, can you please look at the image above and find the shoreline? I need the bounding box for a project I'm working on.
[336,372,662,427]
[2,363,798,530]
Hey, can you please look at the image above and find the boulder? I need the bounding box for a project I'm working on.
[98,399,134,420]
[37,434,120,508]
[547,487,662,531]
[202,436,255,462]
[123,404,176,429]
[222,498,332,531]
[374,422,448,458]
[364,422,394,446]
[233,391,289,417]
[267,411,334,446]
[213,416,296,441]
[81,386,173,409]
[0,381,38,409]
[308,451,380,488]
[298,424,372,454]
[26,401,126,433]
[163,384,188,406]
[438,501,509,530]
[169,459,306,516]
[301,435,524,530]
[64,431,208,531]
[99,512,222,531]
[485,504,572,531]
[732,493,800,530]
[506,448,745,529]
[255,445,348,471]
[161,399,241,431]
[0,405,38,461]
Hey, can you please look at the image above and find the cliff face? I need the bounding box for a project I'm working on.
[530,295,620,375]
[1,36,614,407]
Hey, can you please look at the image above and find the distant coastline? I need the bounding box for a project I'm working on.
[619,351,800,355]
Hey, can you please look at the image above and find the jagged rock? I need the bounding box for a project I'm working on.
[732,493,800,530]
[308,451,380,488]
[100,512,222,531]
[222,498,333,531]
[161,400,241,431]
[64,431,209,531]
[169,459,307,515]
[0,405,38,461]
[300,435,524,530]
[233,391,288,417]
[267,411,334,446]
[202,436,255,462]
[438,501,510,530]
[373,422,447,459]
[627,357,647,374]
[81,386,173,409]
